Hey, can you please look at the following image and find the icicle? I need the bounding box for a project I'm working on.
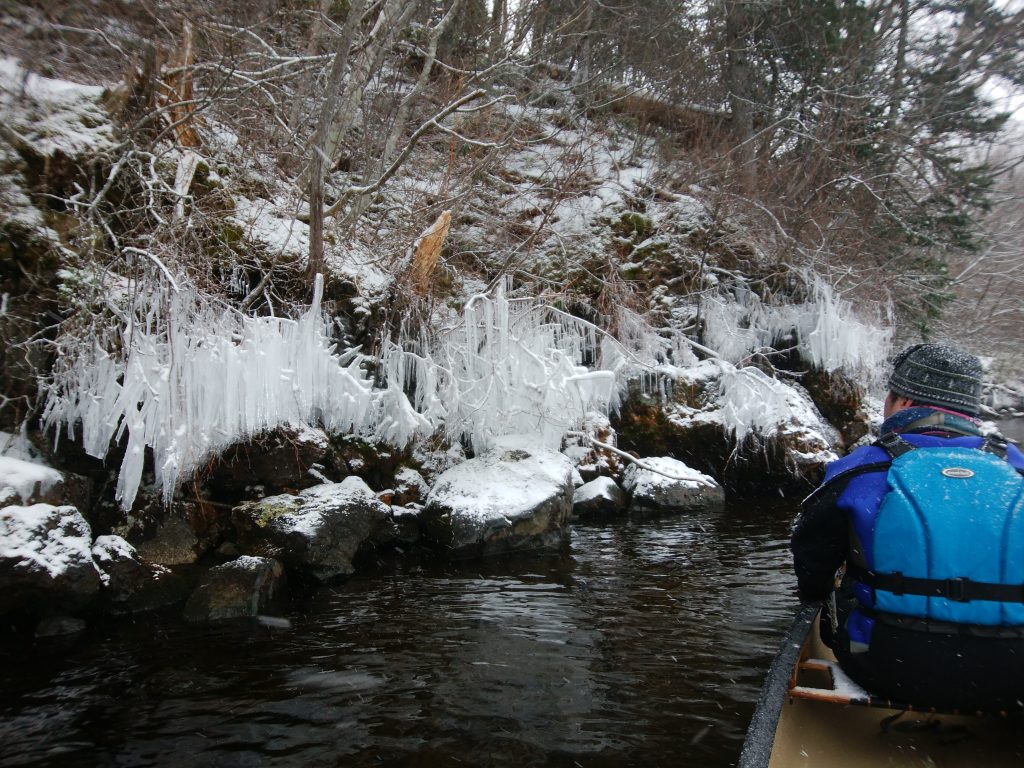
[43,269,426,511]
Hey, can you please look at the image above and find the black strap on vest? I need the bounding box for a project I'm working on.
[877,432,1011,459]
[847,563,1024,604]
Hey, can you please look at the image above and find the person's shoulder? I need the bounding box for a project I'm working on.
[823,442,889,481]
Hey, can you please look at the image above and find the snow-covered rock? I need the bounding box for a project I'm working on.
[562,412,625,482]
[0,504,102,613]
[421,437,575,557]
[1,435,91,512]
[0,456,65,506]
[182,556,286,623]
[232,477,390,582]
[616,361,839,494]
[572,477,628,520]
[622,457,724,517]
[392,467,430,506]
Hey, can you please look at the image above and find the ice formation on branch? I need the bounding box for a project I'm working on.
[43,272,428,510]
[701,277,890,378]
[385,278,621,454]
[714,365,829,441]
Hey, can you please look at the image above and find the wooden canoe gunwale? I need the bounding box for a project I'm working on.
[737,600,820,768]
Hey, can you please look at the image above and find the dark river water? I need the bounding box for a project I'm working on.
[0,499,798,768]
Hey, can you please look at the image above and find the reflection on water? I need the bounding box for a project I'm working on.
[0,500,798,767]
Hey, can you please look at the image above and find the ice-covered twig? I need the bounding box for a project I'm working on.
[565,431,717,488]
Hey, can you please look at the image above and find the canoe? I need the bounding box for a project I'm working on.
[739,601,1024,767]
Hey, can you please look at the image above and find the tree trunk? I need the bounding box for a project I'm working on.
[724,0,755,192]
[304,0,367,284]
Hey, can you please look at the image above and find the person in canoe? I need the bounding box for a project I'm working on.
[791,343,1024,712]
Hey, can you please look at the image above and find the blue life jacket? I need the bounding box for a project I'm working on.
[836,434,1024,629]
[868,435,1024,625]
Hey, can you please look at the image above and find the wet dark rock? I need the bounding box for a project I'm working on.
[34,615,87,637]
[182,556,287,623]
[92,535,188,615]
[374,505,422,550]
[207,425,332,500]
[421,439,574,558]
[622,457,725,517]
[572,477,628,520]
[801,369,869,451]
[134,516,201,566]
[105,494,227,566]
[232,477,390,582]
[0,504,102,615]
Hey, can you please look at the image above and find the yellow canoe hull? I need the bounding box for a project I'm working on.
[741,603,1024,768]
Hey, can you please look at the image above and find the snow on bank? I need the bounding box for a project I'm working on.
[1,57,115,238]
[230,196,310,262]
[0,57,114,159]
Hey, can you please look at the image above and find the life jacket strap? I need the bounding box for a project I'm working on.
[875,432,1011,460]
[848,563,1024,604]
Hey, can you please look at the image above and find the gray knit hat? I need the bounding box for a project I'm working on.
[888,343,983,416]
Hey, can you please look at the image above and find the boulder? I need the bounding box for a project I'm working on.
[0,504,102,614]
[572,477,628,520]
[371,505,422,552]
[392,467,430,506]
[134,516,202,566]
[421,438,575,557]
[614,364,837,497]
[92,535,188,615]
[232,477,390,582]
[0,456,65,506]
[622,457,725,517]
[103,493,228,567]
[207,425,332,499]
[182,556,286,623]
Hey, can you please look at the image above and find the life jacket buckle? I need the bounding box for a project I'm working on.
[945,577,968,602]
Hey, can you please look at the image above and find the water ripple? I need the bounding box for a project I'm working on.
[0,499,798,767]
